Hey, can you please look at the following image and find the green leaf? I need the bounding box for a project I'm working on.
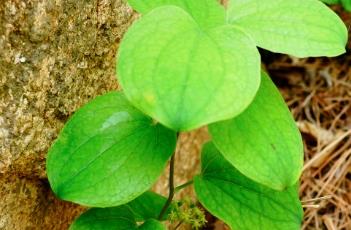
[194,142,303,230]
[341,0,351,11]
[209,72,303,190]
[138,219,166,230]
[118,6,260,131]
[228,0,348,57]
[320,0,340,4]
[127,0,225,28]
[46,92,176,207]
[127,191,170,221]
[69,206,137,230]
[70,206,165,230]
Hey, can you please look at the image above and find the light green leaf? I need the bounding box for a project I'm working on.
[118,6,260,131]
[127,191,170,221]
[209,72,303,190]
[127,0,225,28]
[194,142,303,230]
[138,219,166,230]
[69,206,137,230]
[47,92,176,207]
[228,0,348,57]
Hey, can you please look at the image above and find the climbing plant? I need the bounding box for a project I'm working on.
[46,0,348,229]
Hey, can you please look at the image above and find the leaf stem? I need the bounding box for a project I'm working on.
[158,133,178,220]
[175,180,194,193]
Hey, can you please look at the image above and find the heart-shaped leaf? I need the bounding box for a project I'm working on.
[194,143,303,230]
[209,72,303,190]
[228,0,348,57]
[47,92,176,207]
[118,6,260,131]
[127,0,225,28]
[69,206,137,230]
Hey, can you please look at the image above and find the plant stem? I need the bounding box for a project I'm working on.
[158,152,176,220]
[175,180,193,193]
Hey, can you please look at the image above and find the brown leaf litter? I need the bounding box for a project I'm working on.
[266,47,351,229]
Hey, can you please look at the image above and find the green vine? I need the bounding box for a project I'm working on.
[46,0,348,229]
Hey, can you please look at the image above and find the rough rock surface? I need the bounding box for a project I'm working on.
[0,176,85,229]
[0,0,134,178]
[0,1,208,229]
[0,0,131,229]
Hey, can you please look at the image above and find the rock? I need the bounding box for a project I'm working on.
[0,0,134,178]
[0,0,134,228]
[0,175,85,229]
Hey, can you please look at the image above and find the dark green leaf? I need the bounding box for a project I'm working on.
[47,92,176,207]
[320,0,340,4]
[138,219,166,230]
[209,72,303,190]
[194,143,303,230]
[127,191,170,221]
[341,0,351,10]
[70,206,165,230]
[69,206,137,230]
